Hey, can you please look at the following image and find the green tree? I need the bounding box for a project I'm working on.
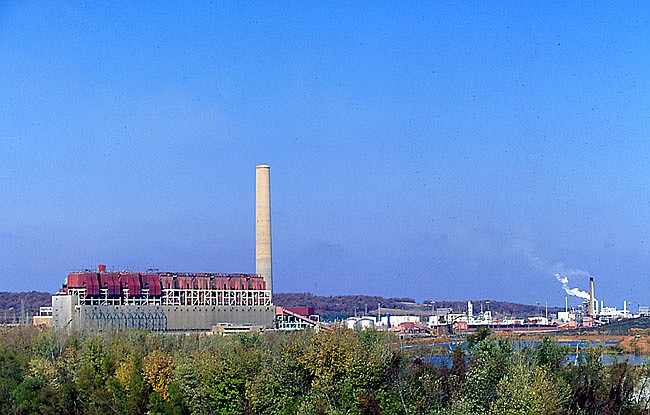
[74,334,124,414]
[248,331,313,414]
[115,353,149,415]
[491,364,570,415]
[460,337,514,414]
[298,329,401,414]
[0,348,27,414]
[535,337,570,372]
[466,327,491,348]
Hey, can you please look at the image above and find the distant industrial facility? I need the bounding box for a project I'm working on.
[52,165,277,332]
[42,165,645,334]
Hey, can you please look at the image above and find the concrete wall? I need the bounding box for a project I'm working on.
[57,303,276,332]
[162,305,275,330]
[52,295,75,331]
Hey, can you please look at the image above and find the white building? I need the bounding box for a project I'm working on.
[380,315,420,327]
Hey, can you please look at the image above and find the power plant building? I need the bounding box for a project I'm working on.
[52,267,274,331]
[52,165,276,332]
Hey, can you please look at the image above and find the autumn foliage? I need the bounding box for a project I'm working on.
[0,325,649,414]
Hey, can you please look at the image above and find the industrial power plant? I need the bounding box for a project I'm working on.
[52,165,279,332]
[44,165,645,335]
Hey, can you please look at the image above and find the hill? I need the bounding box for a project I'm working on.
[0,291,52,323]
[273,292,562,320]
[588,316,650,335]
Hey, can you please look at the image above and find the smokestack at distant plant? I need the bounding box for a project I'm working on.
[589,277,595,316]
[256,164,272,298]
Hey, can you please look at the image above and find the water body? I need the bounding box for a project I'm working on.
[406,342,648,367]
[404,340,619,351]
[517,340,619,348]
[420,354,648,368]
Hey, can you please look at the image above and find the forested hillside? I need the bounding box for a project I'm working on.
[0,291,51,323]
[273,292,562,319]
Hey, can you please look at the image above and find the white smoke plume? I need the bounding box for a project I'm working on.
[555,273,591,300]
[526,253,596,302]
[509,238,599,305]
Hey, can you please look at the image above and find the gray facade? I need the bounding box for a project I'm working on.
[52,294,275,332]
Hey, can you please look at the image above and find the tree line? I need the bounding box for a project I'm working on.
[0,325,648,414]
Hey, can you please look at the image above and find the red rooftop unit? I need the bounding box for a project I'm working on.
[101,273,121,296]
[143,274,162,296]
[123,273,141,296]
[67,273,85,289]
[85,273,100,296]
[62,266,265,302]
[285,307,315,317]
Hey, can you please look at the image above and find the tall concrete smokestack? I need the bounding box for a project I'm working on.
[256,164,272,297]
[589,277,595,316]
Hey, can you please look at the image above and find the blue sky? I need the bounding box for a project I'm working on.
[1,2,650,308]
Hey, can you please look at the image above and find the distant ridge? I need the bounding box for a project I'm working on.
[273,292,563,320]
[0,291,52,323]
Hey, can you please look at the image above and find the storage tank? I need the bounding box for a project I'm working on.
[354,317,376,330]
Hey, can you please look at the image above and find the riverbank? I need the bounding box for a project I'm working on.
[402,329,650,356]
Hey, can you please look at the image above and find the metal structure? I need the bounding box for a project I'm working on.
[62,269,271,308]
[82,306,167,331]
[52,164,278,332]
[53,266,275,332]
[275,306,329,331]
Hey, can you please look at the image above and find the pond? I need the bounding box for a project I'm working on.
[405,341,649,367]
[403,340,620,352]
[419,353,649,368]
